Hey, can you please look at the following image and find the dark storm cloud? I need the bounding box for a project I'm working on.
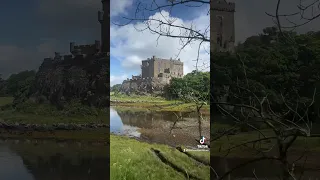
[35,0,101,40]
[0,0,102,78]
[0,39,61,79]
[232,0,320,42]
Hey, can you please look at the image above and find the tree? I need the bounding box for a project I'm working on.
[5,70,36,104]
[211,3,320,178]
[0,74,7,96]
[111,84,122,93]
[165,70,210,102]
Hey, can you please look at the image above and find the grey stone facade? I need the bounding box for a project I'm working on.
[120,56,184,94]
[211,0,235,53]
[141,56,183,79]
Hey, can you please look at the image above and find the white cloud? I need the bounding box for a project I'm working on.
[110,10,210,83]
[111,0,133,17]
[110,74,130,86]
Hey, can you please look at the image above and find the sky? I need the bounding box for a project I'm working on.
[110,0,210,86]
[0,0,319,84]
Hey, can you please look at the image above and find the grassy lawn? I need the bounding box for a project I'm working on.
[0,96,109,141]
[0,96,108,125]
[0,128,109,142]
[111,94,210,113]
[0,96,13,106]
[110,135,210,180]
[111,93,170,102]
[0,109,108,124]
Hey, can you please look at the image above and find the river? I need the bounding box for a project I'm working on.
[0,139,108,180]
[110,107,211,148]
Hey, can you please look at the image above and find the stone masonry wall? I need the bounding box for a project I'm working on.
[120,77,169,94]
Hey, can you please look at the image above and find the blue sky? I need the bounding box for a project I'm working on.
[109,0,320,86]
[110,0,211,86]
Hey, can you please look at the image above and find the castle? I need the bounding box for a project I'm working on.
[211,0,235,52]
[141,56,183,79]
[44,0,109,61]
[125,56,183,82]
[121,56,184,94]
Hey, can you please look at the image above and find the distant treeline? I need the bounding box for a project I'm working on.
[0,70,36,98]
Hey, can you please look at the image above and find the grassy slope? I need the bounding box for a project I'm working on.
[0,97,108,124]
[0,97,108,141]
[0,97,13,106]
[110,135,210,180]
[212,122,320,157]
[110,93,210,113]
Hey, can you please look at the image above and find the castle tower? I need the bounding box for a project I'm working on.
[98,0,110,53]
[211,0,235,53]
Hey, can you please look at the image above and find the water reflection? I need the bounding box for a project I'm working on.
[0,146,34,180]
[110,107,211,147]
[0,140,109,180]
[110,108,141,137]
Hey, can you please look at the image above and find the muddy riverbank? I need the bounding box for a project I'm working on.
[110,107,210,147]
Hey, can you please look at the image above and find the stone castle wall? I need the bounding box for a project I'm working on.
[120,77,170,94]
[141,56,183,79]
[29,53,109,107]
[211,0,235,53]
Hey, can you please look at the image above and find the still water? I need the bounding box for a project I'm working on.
[0,140,108,180]
[110,107,211,147]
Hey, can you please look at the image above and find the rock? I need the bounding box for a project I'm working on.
[27,54,109,108]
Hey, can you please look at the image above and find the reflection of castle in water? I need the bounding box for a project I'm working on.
[8,142,109,180]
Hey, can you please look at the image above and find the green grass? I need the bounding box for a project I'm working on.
[0,109,107,124]
[0,96,13,107]
[111,93,168,102]
[0,129,109,142]
[0,98,108,125]
[211,122,320,157]
[111,94,210,113]
[110,135,210,180]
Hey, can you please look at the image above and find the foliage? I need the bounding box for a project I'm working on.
[4,70,36,105]
[0,74,6,96]
[13,99,103,117]
[212,27,320,120]
[111,84,122,93]
[164,70,210,102]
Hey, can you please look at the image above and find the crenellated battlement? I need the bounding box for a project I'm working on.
[70,41,101,56]
[212,1,235,12]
